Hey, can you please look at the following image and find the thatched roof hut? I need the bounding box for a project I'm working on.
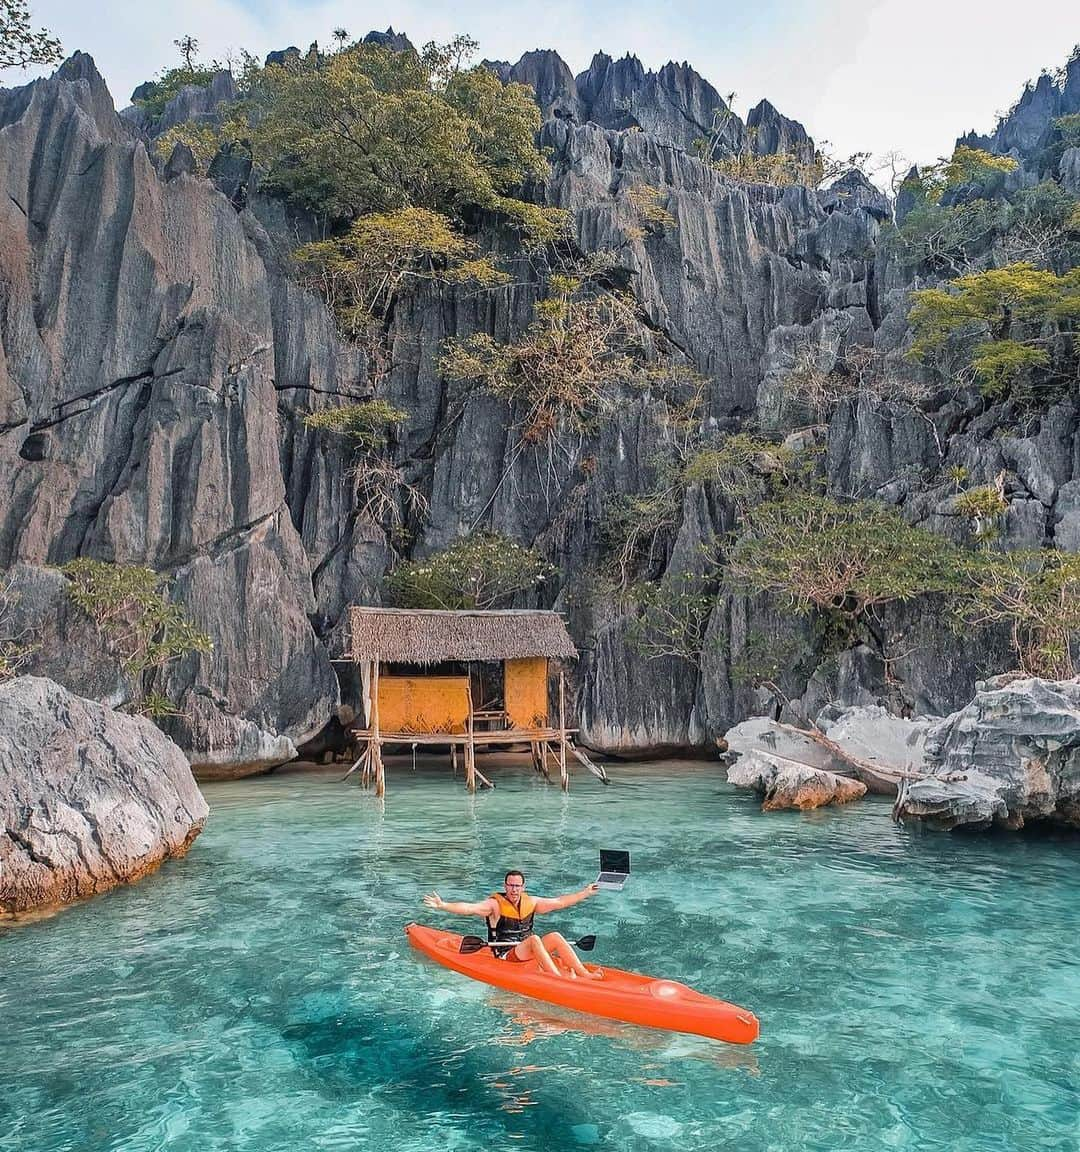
[348,607,578,666]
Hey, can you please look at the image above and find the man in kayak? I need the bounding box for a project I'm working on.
[423,870,602,979]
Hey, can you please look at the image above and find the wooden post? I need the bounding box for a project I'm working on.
[451,743,458,776]
[465,678,477,793]
[371,660,384,797]
[558,671,569,792]
[533,740,552,783]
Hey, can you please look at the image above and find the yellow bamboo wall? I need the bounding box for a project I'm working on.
[505,658,549,729]
[378,676,470,733]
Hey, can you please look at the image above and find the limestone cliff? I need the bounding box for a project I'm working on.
[2,41,1079,768]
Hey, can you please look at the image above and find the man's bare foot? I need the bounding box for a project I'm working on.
[584,967,603,980]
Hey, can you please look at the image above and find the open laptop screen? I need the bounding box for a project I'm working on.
[599,849,630,876]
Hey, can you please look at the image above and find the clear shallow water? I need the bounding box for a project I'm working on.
[2,759,1079,1152]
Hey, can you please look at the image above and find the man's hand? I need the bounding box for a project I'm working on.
[583,883,600,897]
[423,892,445,910]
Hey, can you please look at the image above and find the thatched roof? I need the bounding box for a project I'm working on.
[349,607,577,665]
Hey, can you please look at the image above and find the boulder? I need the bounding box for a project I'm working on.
[895,677,1080,831]
[822,704,932,793]
[723,716,843,772]
[726,749,866,811]
[0,677,208,914]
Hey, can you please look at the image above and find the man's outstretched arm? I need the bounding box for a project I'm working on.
[532,884,599,914]
[423,892,497,917]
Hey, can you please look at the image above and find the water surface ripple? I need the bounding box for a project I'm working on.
[3,760,1078,1151]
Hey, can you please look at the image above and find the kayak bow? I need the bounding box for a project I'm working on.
[405,922,759,1044]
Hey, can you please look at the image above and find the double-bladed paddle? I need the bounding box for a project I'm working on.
[459,934,597,955]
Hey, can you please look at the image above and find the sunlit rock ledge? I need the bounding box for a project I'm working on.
[0,677,208,914]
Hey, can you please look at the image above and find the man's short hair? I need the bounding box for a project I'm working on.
[505,869,525,884]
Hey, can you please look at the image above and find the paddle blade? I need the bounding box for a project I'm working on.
[575,935,597,952]
[458,935,489,954]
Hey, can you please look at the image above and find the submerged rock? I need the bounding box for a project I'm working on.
[895,677,1080,831]
[726,749,866,811]
[0,677,208,914]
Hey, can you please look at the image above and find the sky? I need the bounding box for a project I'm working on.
[16,0,1080,177]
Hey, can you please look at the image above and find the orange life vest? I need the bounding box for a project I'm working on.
[487,891,537,948]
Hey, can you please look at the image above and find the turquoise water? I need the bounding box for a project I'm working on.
[2,758,1079,1152]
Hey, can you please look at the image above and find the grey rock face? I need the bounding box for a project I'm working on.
[747,99,815,164]
[1061,147,1080,195]
[0,677,208,913]
[120,70,235,138]
[0,57,339,773]
[896,678,1080,830]
[4,44,1079,771]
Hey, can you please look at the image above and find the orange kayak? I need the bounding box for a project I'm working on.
[405,923,759,1045]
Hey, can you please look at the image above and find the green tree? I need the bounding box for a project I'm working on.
[250,39,548,220]
[383,532,554,609]
[907,261,1080,396]
[174,35,199,71]
[726,494,962,619]
[0,0,61,69]
[60,559,213,715]
[293,207,509,370]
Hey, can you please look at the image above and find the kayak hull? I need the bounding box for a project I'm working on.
[405,922,759,1045]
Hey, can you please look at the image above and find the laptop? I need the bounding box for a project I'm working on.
[596,849,631,891]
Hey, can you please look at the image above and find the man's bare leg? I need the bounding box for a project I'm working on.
[515,935,562,976]
[541,932,602,978]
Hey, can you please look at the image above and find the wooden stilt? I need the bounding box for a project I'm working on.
[568,742,608,783]
[530,741,541,774]
[465,678,477,793]
[341,743,368,782]
[538,740,553,782]
[558,672,569,792]
[451,743,458,776]
[371,660,385,797]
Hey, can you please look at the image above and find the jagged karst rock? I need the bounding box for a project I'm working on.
[4,39,1080,767]
[895,677,1080,831]
[0,677,208,914]
[0,56,339,774]
[120,69,235,138]
[727,749,866,810]
[1061,147,1080,195]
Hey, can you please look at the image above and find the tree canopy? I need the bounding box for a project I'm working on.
[250,38,548,220]
[0,0,60,69]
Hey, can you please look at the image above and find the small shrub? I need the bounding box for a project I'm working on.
[1053,113,1080,148]
[956,548,1080,678]
[626,185,676,230]
[624,576,713,663]
[953,481,1009,538]
[151,121,222,170]
[0,572,35,682]
[682,433,798,509]
[303,399,408,449]
[441,281,638,442]
[134,65,220,116]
